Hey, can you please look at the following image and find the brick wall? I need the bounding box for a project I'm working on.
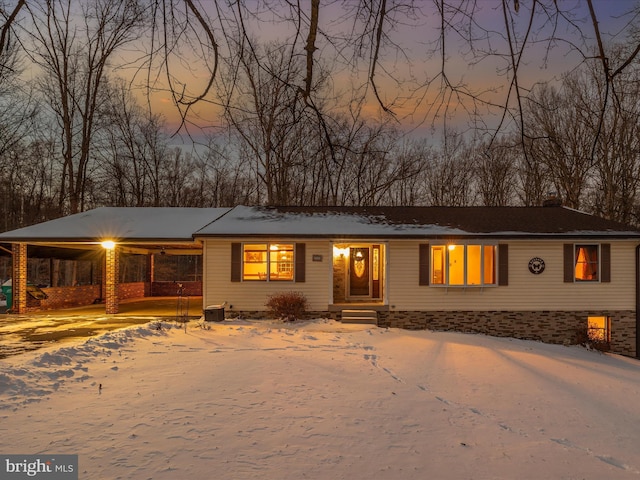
[118,282,148,299]
[19,281,202,313]
[26,285,101,312]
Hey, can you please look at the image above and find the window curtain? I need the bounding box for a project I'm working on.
[575,246,597,280]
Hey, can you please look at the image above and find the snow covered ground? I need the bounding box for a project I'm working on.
[1,318,640,479]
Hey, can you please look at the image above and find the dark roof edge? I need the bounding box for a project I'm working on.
[193,233,640,240]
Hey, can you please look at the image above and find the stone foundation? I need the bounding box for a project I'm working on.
[220,310,328,322]
[229,308,636,358]
[378,310,636,358]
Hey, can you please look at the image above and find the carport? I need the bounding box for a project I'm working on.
[0,207,231,314]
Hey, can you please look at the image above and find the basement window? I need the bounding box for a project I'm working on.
[587,316,611,343]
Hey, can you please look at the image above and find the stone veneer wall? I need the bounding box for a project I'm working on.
[184,307,639,358]
[377,310,636,358]
[332,256,347,303]
[219,310,328,321]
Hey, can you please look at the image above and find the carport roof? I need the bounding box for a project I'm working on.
[0,207,231,243]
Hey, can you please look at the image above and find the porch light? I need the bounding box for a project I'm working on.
[101,240,116,249]
[333,246,349,257]
[448,244,456,251]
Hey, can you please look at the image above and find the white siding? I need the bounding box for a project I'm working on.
[387,239,638,311]
[204,237,638,313]
[202,239,332,312]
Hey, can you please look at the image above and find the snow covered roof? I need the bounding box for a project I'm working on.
[0,207,231,243]
[1,205,638,245]
[194,205,640,238]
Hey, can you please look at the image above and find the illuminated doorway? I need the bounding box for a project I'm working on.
[347,244,382,300]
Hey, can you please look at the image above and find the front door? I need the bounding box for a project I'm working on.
[349,247,370,297]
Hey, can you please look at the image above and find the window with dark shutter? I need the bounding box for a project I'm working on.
[295,243,305,282]
[231,243,242,282]
[563,244,574,282]
[498,244,508,286]
[419,243,430,285]
[600,243,611,283]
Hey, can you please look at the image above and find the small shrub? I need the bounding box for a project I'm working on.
[574,327,610,352]
[265,291,308,321]
[151,321,164,331]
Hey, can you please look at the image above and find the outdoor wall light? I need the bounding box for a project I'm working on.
[101,240,116,249]
[332,246,349,257]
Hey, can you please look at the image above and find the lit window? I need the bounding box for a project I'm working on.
[269,244,294,280]
[243,243,294,281]
[430,244,497,287]
[575,245,599,281]
[587,316,610,343]
[432,246,446,284]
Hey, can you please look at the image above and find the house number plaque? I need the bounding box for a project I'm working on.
[528,257,545,274]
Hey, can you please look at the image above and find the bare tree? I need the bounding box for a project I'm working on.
[95,79,169,207]
[423,131,475,206]
[514,136,552,207]
[199,137,258,206]
[22,0,147,213]
[219,41,322,205]
[523,80,595,210]
[3,2,639,141]
[473,139,519,206]
[580,53,640,224]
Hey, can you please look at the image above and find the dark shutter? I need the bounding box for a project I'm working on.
[498,244,509,286]
[563,244,574,283]
[295,243,306,282]
[600,243,611,283]
[419,243,430,285]
[231,243,241,282]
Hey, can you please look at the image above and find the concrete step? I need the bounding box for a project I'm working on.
[340,309,378,324]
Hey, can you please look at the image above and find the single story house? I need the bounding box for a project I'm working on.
[1,204,639,357]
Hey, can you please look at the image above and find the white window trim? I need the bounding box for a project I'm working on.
[430,242,498,288]
[242,242,295,282]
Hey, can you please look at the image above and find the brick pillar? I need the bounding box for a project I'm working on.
[104,246,120,314]
[11,243,27,314]
[148,253,155,296]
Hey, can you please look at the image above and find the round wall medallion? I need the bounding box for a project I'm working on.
[528,257,545,274]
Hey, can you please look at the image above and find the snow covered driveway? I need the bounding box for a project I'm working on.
[0,313,154,359]
[1,319,639,479]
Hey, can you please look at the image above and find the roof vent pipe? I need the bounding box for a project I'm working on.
[542,191,562,207]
